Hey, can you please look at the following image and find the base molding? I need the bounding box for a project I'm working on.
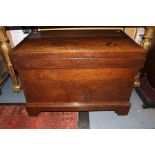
[26,101,131,116]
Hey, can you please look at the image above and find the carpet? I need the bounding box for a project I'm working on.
[0,105,78,129]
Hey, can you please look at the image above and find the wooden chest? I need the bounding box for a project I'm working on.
[10,30,146,116]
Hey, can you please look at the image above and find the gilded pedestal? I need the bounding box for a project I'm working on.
[0,27,21,93]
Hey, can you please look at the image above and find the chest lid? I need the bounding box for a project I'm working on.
[11,30,145,59]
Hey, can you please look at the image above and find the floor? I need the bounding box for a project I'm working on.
[0,78,26,103]
[90,90,155,129]
[1,78,155,129]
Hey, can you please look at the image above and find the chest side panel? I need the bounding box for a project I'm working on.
[19,68,137,104]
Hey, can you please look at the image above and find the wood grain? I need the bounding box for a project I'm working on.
[10,30,146,116]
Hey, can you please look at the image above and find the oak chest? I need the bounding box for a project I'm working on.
[10,30,146,116]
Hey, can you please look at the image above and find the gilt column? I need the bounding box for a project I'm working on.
[0,26,21,93]
[134,27,155,87]
[141,26,154,51]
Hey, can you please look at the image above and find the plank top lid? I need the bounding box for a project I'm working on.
[11,30,145,59]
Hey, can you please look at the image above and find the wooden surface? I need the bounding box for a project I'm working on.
[13,30,143,55]
[38,27,137,40]
[7,27,138,48]
[10,30,146,116]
